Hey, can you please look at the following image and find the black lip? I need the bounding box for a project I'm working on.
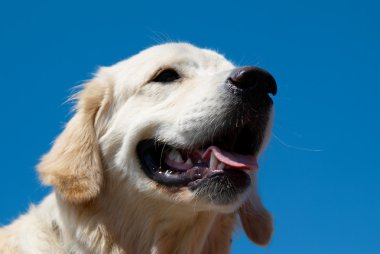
[136,140,251,188]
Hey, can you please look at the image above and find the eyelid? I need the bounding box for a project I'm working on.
[150,67,183,83]
[151,67,177,80]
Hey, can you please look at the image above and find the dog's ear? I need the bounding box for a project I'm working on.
[37,81,109,204]
[238,176,273,246]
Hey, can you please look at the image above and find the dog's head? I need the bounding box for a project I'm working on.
[37,43,276,245]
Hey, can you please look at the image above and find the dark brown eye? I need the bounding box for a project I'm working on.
[152,69,180,83]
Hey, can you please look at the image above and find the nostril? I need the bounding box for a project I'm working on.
[228,66,277,96]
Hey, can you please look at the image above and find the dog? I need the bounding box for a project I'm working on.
[0,43,276,254]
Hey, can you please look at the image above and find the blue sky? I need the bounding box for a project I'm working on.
[0,0,379,253]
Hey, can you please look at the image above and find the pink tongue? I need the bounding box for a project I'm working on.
[202,146,258,171]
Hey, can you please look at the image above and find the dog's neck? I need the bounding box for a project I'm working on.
[53,173,236,254]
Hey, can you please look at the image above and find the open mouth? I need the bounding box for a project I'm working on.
[137,122,267,190]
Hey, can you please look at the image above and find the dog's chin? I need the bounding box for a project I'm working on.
[190,170,251,208]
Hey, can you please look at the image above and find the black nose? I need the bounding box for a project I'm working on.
[227,66,277,96]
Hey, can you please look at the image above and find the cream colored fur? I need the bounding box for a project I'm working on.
[0,43,273,254]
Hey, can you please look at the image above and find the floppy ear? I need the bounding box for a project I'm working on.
[238,175,273,246]
[37,81,108,204]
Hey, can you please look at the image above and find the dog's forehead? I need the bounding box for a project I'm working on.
[113,43,234,74]
[140,43,233,68]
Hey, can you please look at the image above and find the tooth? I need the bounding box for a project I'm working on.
[169,149,183,163]
[210,153,217,170]
[197,160,202,163]
[217,162,225,171]
[168,150,176,160]
[175,155,183,163]
[185,158,193,165]
[173,150,183,163]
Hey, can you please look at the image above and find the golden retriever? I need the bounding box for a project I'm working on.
[0,43,276,254]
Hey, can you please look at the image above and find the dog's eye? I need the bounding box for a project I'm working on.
[152,69,180,83]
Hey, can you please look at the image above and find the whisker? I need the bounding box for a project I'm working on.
[272,133,323,152]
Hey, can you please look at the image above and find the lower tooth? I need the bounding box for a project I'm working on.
[210,153,217,170]
[217,163,225,171]
[185,158,193,166]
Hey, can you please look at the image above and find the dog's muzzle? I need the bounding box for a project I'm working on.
[137,66,277,204]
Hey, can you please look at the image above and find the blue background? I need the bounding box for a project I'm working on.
[1,0,379,253]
